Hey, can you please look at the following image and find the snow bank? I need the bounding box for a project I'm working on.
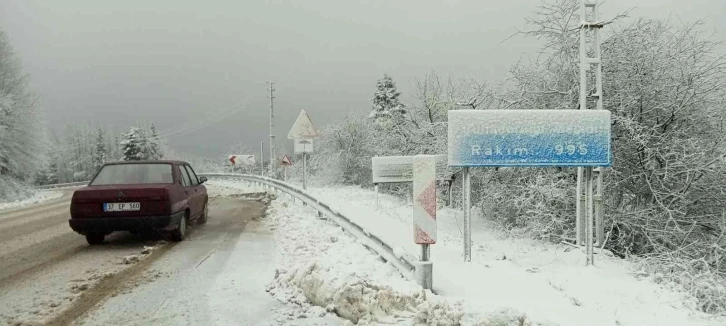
[0,189,63,212]
[306,185,726,326]
[264,195,465,325]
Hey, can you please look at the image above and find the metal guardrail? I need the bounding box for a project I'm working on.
[34,181,89,190]
[199,173,431,286]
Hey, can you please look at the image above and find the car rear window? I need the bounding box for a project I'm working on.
[90,163,174,185]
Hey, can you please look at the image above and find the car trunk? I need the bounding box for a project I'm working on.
[71,184,172,218]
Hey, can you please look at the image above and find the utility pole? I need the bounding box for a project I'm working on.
[267,81,276,178]
[577,0,605,266]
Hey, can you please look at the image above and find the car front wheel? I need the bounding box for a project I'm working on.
[170,213,188,242]
[86,233,105,245]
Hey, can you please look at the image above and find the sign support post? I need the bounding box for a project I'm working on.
[585,167,595,265]
[576,167,583,245]
[462,167,471,262]
[595,167,604,245]
[374,184,379,208]
[303,152,307,190]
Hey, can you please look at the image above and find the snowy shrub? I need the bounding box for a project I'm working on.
[473,168,573,242]
[492,0,726,315]
[0,175,33,202]
[306,112,375,186]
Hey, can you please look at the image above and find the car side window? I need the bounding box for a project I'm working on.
[184,165,200,185]
[179,166,191,187]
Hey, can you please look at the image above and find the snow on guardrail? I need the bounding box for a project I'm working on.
[34,181,89,190]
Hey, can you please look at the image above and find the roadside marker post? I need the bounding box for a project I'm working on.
[413,155,436,290]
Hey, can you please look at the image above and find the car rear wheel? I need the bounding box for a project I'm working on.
[170,213,188,242]
[86,233,105,245]
[197,202,208,225]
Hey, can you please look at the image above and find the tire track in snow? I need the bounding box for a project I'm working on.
[45,241,177,326]
[0,209,69,244]
[0,199,70,225]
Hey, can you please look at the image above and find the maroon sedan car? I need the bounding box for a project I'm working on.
[69,160,209,245]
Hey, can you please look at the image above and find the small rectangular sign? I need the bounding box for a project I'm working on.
[447,110,612,167]
[372,156,414,183]
[229,154,255,165]
[372,155,448,184]
[294,139,314,154]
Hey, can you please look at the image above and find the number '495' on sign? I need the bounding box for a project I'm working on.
[448,110,612,167]
[554,143,588,155]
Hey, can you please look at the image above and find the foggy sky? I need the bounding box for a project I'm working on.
[1,0,724,159]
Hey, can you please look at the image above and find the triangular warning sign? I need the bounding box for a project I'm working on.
[287,110,319,139]
[281,155,293,166]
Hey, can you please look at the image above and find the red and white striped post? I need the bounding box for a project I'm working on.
[413,155,436,289]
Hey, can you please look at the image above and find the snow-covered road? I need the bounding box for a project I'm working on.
[72,195,341,326]
[0,183,344,326]
[0,190,170,326]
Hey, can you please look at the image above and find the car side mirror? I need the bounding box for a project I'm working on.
[199,176,208,184]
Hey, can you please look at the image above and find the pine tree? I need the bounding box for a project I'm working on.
[34,161,58,185]
[92,128,107,170]
[369,74,406,121]
[120,127,143,161]
[147,124,162,160]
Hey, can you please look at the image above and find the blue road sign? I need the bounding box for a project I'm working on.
[447,110,612,167]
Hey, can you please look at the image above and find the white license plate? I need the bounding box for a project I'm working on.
[104,202,141,212]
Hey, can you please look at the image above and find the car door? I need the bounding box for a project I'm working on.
[178,164,198,217]
[182,165,203,218]
[184,165,207,210]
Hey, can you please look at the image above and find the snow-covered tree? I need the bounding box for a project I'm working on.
[369,74,406,123]
[146,124,162,160]
[92,128,107,171]
[0,29,44,184]
[120,124,165,161]
[120,127,144,161]
[309,113,375,185]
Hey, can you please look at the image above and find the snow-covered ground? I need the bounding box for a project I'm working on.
[0,189,64,212]
[264,190,463,325]
[301,185,726,326]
